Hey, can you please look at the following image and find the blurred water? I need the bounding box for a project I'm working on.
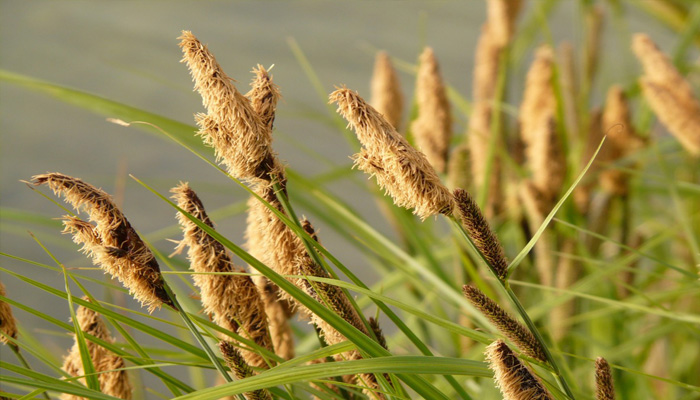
[0,1,680,397]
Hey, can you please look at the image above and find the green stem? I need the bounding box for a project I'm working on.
[11,345,52,400]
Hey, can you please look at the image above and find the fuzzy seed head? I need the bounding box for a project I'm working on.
[411,47,452,173]
[219,341,273,400]
[61,299,132,400]
[246,65,281,135]
[171,183,273,369]
[453,189,508,280]
[486,0,523,46]
[463,285,546,362]
[33,173,171,312]
[633,33,700,156]
[595,357,616,400]
[179,31,276,179]
[485,340,553,400]
[0,281,18,346]
[371,51,404,131]
[330,87,453,219]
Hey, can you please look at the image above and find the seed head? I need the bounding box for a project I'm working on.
[411,47,452,173]
[171,183,273,369]
[33,173,171,312]
[463,285,546,362]
[595,357,615,400]
[370,51,404,131]
[179,31,276,179]
[485,340,553,400]
[330,87,453,219]
[633,33,700,156]
[219,341,273,400]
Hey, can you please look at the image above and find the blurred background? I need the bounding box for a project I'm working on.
[0,0,687,396]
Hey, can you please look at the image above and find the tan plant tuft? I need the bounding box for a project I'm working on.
[33,173,171,312]
[632,33,700,155]
[411,47,452,173]
[61,298,132,400]
[463,285,546,362]
[485,340,553,400]
[453,189,509,281]
[171,182,273,369]
[179,31,275,180]
[0,281,18,347]
[370,51,404,131]
[595,357,616,400]
[330,87,453,219]
[246,64,281,135]
[486,0,523,47]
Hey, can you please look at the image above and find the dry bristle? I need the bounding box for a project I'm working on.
[453,189,508,281]
[595,357,616,400]
[171,183,273,369]
[411,47,452,173]
[463,285,546,362]
[485,340,553,400]
[330,87,453,219]
[370,51,404,131]
[600,85,645,195]
[33,173,171,312]
[486,0,522,46]
[178,31,276,179]
[61,298,132,400]
[219,341,273,400]
[246,65,281,134]
[0,281,18,347]
[633,33,700,156]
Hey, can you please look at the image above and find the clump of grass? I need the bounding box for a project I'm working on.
[2,2,700,400]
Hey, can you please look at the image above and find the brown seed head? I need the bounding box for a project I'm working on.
[463,285,546,362]
[530,118,566,200]
[246,65,281,135]
[411,47,452,173]
[0,281,18,347]
[33,173,171,312]
[62,298,132,400]
[178,31,275,179]
[485,340,553,400]
[171,183,273,369]
[595,357,616,400]
[633,33,700,155]
[219,341,273,400]
[370,51,404,131]
[453,189,508,281]
[520,46,556,149]
[330,87,453,219]
[447,143,471,191]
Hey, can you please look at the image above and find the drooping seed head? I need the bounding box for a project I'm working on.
[33,173,171,312]
[485,340,553,400]
[330,87,453,219]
